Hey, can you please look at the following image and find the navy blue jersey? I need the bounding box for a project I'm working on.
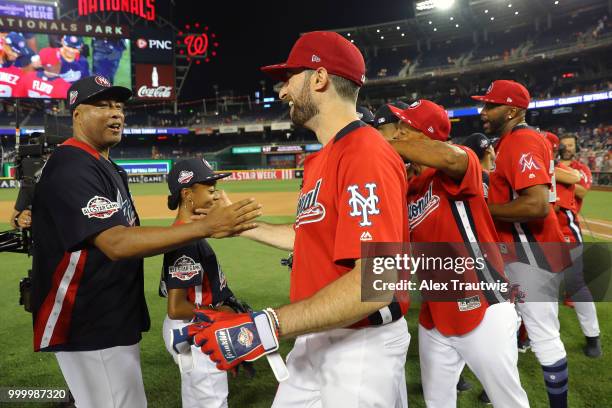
[159,235,233,307]
[60,56,90,83]
[31,138,149,352]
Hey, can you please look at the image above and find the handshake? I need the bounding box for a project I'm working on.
[171,308,290,382]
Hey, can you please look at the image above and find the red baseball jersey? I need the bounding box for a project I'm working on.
[292,120,410,326]
[408,147,508,336]
[489,126,569,272]
[0,66,22,97]
[555,164,581,244]
[14,71,71,99]
[568,159,592,214]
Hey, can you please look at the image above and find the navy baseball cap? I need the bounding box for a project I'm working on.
[356,106,375,125]
[5,32,28,55]
[458,133,493,160]
[167,158,232,210]
[62,35,84,49]
[373,101,409,128]
[68,75,132,111]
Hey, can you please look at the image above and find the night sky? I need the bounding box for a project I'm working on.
[174,0,415,100]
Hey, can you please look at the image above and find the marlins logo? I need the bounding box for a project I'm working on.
[295,179,326,227]
[81,196,120,219]
[169,255,203,281]
[347,182,380,227]
[408,182,440,230]
[518,153,540,173]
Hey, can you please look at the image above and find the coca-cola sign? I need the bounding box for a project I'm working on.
[134,64,175,100]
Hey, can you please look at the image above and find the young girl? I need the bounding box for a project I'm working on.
[159,158,251,408]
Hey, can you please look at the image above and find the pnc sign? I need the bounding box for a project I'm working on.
[78,0,156,21]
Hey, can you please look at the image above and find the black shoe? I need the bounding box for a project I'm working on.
[479,390,492,405]
[456,376,472,392]
[517,338,531,353]
[584,336,602,358]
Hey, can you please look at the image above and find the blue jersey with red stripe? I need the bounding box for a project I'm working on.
[31,138,149,352]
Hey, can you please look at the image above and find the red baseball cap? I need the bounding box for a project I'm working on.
[471,80,531,109]
[260,31,366,86]
[544,131,560,151]
[388,100,451,141]
[39,47,60,66]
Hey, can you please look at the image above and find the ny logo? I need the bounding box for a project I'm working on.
[347,183,380,226]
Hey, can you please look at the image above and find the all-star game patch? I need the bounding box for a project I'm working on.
[81,196,121,219]
[169,255,203,281]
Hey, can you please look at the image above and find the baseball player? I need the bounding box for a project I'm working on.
[160,158,256,407]
[92,38,127,83]
[387,100,528,408]
[14,47,71,98]
[30,76,261,408]
[58,35,90,83]
[176,31,411,407]
[373,101,409,140]
[472,80,571,408]
[556,133,602,357]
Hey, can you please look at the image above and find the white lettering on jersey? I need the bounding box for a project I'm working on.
[0,72,19,85]
[32,80,53,94]
[169,255,203,281]
[81,196,120,219]
[408,182,440,230]
[347,182,380,227]
[518,153,540,173]
[295,178,326,227]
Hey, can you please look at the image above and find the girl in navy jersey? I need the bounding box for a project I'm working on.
[160,158,252,408]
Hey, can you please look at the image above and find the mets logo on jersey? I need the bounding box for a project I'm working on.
[81,195,120,219]
[408,182,440,230]
[237,327,254,347]
[178,170,194,184]
[518,153,540,173]
[347,183,380,227]
[295,178,326,227]
[169,255,203,281]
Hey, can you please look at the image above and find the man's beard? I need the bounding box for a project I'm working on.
[561,150,575,161]
[290,80,318,127]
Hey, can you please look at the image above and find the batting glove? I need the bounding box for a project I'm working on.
[189,308,280,371]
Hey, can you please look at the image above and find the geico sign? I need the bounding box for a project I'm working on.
[136,38,173,50]
[138,86,173,98]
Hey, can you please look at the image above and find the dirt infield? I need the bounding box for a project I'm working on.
[134,191,298,219]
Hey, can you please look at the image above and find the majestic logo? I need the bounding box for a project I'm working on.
[69,90,78,105]
[169,255,202,281]
[311,54,321,63]
[347,183,380,227]
[408,182,440,230]
[237,327,254,347]
[360,231,373,241]
[518,153,540,173]
[81,196,120,219]
[137,85,172,98]
[295,179,326,227]
[178,170,194,184]
[94,76,111,87]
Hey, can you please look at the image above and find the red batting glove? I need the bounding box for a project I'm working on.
[191,308,280,371]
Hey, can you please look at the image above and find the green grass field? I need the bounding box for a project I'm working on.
[0,181,610,407]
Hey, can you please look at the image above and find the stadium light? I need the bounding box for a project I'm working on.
[484,9,488,13]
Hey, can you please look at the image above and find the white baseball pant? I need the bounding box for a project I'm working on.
[506,262,567,366]
[55,343,147,408]
[272,318,410,408]
[565,244,600,337]
[419,302,529,408]
[162,315,228,408]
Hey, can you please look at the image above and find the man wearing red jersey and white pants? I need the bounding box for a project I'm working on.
[473,80,571,408]
[388,100,528,408]
[176,31,411,407]
[556,133,602,357]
